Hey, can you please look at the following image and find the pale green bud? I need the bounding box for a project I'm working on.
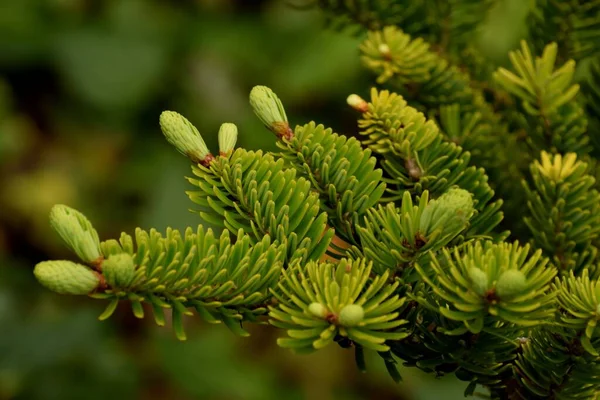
[346,94,368,113]
[419,188,474,235]
[378,43,391,58]
[339,304,365,327]
[34,260,100,295]
[308,302,328,319]
[102,253,136,288]
[249,85,293,140]
[495,270,527,299]
[468,267,488,296]
[218,123,238,157]
[50,205,101,263]
[159,111,212,164]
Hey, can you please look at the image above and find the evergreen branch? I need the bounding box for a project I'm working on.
[512,327,600,399]
[357,189,475,279]
[389,315,519,392]
[555,270,600,355]
[528,0,600,62]
[414,241,557,333]
[158,108,333,263]
[269,257,408,354]
[251,86,386,245]
[582,55,600,156]
[445,0,496,49]
[494,41,591,155]
[358,28,529,238]
[360,26,473,108]
[187,148,334,263]
[349,88,505,240]
[315,0,429,35]
[522,152,600,275]
[35,206,286,340]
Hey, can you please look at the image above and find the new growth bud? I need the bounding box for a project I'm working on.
[34,260,101,295]
[102,253,136,288]
[50,205,101,263]
[159,111,213,165]
[419,188,475,235]
[218,123,238,157]
[339,304,365,327]
[249,85,293,140]
[495,270,527,298]
[538,151,579,182]
[308,302,329,319]
[378,43,392,59]
[468,267,489,296]
[346,94,369,113]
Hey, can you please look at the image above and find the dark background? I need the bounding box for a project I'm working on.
[0,1,529,398]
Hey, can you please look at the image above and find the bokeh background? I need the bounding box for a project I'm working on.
[0,1,530,399]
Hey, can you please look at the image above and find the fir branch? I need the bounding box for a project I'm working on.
[414,241,557,333]
[358,28,529,238]
[269,257,408,353]
[581,55,600,157]
[349,88,505,240]
[250,86,386,246]
[187,148,334,263]
[512,327,600,399]
[360,26,474,108]
[315,0,429,35]
[494,41,591,155]
[357,189,475,279]
[528,0,600,62]
[522,152,600,275]
[35,206,286,340]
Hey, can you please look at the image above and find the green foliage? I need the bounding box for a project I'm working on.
[528,0,600,62]
[98,225,285,339]
[523,152,600,275]
[416,241,557,332]
[555,270,600,355]
[351,88,505,241]
[270,257,408,353]
[277,121,386,245]
[30,1,600,398]
[494,41,590,155]
[357,189,474,279]
[583,56,600,155]
[186,148,333,263]
[360,26,473,108]
[513,327,600,399]
[315,0,427,34]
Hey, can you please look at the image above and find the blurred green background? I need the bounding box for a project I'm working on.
[0,1,529,399]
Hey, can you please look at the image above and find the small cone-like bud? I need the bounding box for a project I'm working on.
[49,205,101,263]
[218,123,238,157]
[538,151,579,182]
[102,253,136,288]
[495,270,527,298]
[159,111,213,165]
[339,304,365,327]
[468,267,489,296]
[378,43,392,59]
[420,188,475,235]
[249,85,293,140]
[308,302,328,319]
[34,260,100,295]
[346,94,369,113]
